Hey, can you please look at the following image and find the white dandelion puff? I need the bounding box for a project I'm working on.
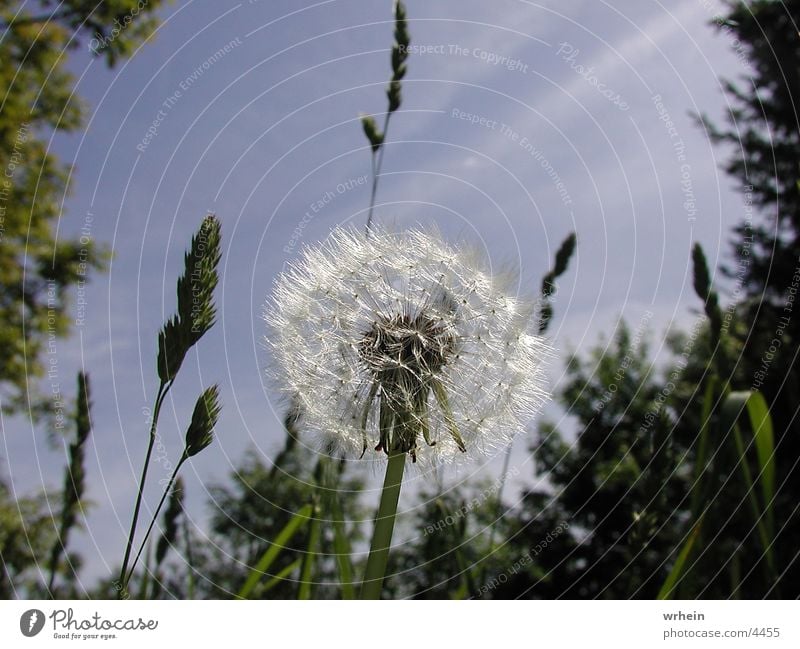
[264,226,552,464]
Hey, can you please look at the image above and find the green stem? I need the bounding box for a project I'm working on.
[117,380,169,595]
[365,112,391,233]
[298,498,321,600]
[126,455,186,587]
[730,424,777,585]
[360,449,406,599]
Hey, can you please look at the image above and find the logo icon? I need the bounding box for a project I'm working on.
[20,609,45,637]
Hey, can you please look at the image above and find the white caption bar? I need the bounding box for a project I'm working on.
[1,600,797,647]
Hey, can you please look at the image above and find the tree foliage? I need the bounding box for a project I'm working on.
[0,0,165,416]
[173,419,366,600]
[700,0,800,594]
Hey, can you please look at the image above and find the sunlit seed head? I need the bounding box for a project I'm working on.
[264,226,552,465]
[359,312,455,378]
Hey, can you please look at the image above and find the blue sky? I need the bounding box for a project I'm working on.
[2,0,751,588]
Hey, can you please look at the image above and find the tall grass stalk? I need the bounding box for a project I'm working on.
[362,0,409,232]
[47,372,92,594]
[117,379,168,592]
[116,215,221,597]
[126,457,185,585]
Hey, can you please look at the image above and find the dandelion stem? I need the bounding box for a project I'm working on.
[360,448,405,599]
[118,379,169,595]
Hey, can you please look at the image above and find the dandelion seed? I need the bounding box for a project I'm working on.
[264,226,551,464]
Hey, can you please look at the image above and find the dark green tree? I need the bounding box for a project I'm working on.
[492,324,694,598]
[0,479,58,598]
[1,372,93,599]
[181,417,366,600]
[491,306,789,598]
[385,479,513,599]
[0,0,165,416]
[701,0,800,593]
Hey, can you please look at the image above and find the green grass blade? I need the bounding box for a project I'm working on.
[260,558,302,595]
[137,546,152,600]
[690,376,717,518]
[658,517,703,600]
[720,392,776,580]
[742,391,776,534]
[432,498,475,600]
[330,497,356,599]
[298,503,321,600]
[237,503,313,599]
[450,539,477,600]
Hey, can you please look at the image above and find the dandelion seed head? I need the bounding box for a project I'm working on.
[264,226,552,464]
